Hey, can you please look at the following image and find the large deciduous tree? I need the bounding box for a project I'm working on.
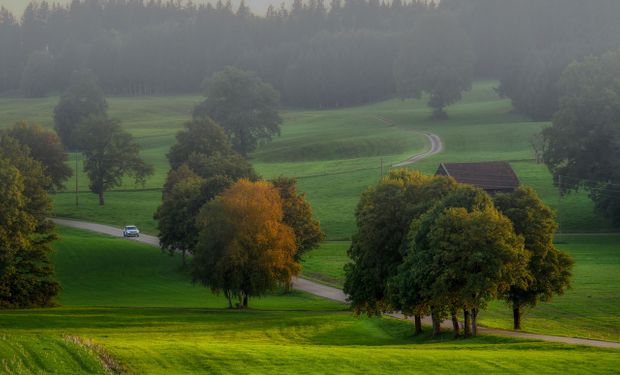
[76,115,153,205]
[155,118,257,263]
[54,69,108,150]
[193,67,282,155]
[391,186,528,337]
[494,186,573,330]
[542,49,620,225]
[344,170,458,317]
[167,117,236,170]
[0,135,60,308]
[271,176,324,261]
[5,122,72,191]
[394,13,474,119]
[192,179,299,308]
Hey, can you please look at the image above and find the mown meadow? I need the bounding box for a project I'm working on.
[1,228,618,374]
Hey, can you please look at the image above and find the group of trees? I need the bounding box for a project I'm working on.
[155,71,323,306]
[156,117,324,306]
[4,1,618,113]
[53,70,153,205]
[344,170,573,336]
[0,130,62,308]
[542,49,620,226]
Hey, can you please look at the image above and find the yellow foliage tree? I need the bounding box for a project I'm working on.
[192,179,299,308]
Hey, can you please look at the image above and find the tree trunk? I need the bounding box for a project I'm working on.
[463,309,471,338]
[431,309,441,337]
[513,305,521,330]
[225,291,233,309]
[471,308,478,337]
[98,191,105,206]
[414,315,422,335]
[243,294,248,308]
[451,309,460,338]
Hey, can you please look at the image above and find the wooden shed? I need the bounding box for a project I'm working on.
[435,161,520,195]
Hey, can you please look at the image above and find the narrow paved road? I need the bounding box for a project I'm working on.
[53,218,620,349]
[372,115,443,168]
[392,132,443,167]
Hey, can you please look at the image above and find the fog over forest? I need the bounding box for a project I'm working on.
[1,0,282,15]
[1,0,619,113]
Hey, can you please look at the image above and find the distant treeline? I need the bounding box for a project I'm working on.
[1,0,620,114]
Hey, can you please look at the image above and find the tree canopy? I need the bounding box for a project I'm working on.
[155,118,257,264]
[54,69,108,150]
[76,115,153,205]
[542,49,620,225]
[4,122,72,191]
[494,186,573,330]
[0,135,59,308]
[344,170,458,316]
[194,67,282,155]
[192,179,299,308]
[272,176,325,261]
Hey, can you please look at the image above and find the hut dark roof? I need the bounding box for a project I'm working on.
[435,161,520,193]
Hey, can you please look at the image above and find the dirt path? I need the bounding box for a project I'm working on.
[54,218,619,348]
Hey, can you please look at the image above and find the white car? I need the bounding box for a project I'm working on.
[122,225,140,238]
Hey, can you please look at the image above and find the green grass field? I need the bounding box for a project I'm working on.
[1,227,618,374]
[0,81,610,237]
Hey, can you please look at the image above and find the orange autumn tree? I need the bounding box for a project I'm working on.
[192,179,299,308]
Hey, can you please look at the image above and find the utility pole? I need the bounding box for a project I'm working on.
[75,152,79,207]
[557,175,562,234]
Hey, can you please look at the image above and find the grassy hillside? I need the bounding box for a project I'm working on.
[1,82,606,237]
[1,227,618,374]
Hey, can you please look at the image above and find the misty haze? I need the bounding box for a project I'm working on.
[0,1,619,373]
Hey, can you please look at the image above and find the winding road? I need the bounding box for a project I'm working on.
[393,132,443,167]
[50,131,620,349]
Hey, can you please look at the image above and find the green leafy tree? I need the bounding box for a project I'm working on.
[392,186,527,337]
[194,67,282,155]
[426,206,526,336]
[344,170,458,317]
[494,186,573,330]
[542,49,620,225]
[0,135,59,308]
[390,185,495,336]
[5,122,72,190]
[76,115,153,205]
[272,176,325,261]
[394,13,474,119]
[192,179,299,308]
[54,69,108,150]
[156,118,257,263]
[167,117,236,170]
[154,172,205,266]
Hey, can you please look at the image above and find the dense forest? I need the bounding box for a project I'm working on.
[1,0,620,113]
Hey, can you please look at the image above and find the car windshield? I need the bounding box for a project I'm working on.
[125,226,137,230]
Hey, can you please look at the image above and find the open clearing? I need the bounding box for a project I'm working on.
[1,227,618,374]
